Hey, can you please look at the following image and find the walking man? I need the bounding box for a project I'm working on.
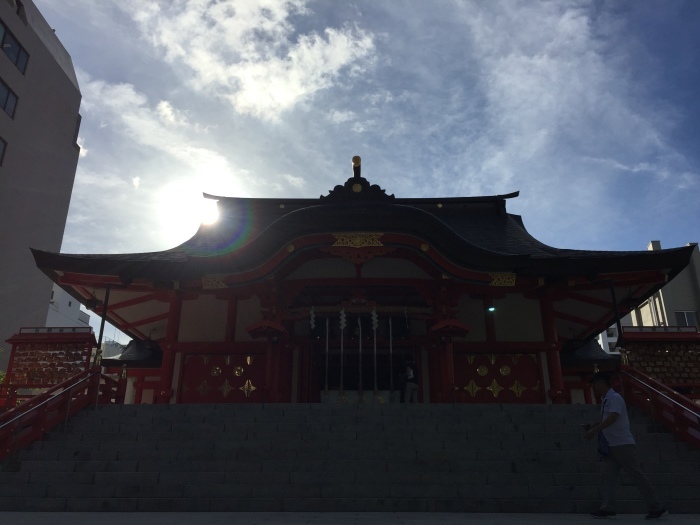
[583,371,667,520]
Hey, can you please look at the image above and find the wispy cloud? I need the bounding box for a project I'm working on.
[36,0,700,259]
[126,0,376,121]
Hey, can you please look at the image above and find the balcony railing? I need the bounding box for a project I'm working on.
[622,325,698,333]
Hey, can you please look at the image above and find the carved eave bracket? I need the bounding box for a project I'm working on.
[320,176,395,203]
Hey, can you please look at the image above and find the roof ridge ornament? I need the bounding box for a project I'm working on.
[320,155,395,203]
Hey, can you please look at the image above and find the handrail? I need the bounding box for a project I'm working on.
[0,366,126,461]
[620,366,700,418]
[0,368,100,428]
[620,364,700,449]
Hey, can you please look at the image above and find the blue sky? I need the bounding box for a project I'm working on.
[34,0,700,341]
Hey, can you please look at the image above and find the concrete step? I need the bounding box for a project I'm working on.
[2,403,698,513]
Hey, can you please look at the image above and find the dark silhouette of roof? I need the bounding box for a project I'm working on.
[32,175,693,283]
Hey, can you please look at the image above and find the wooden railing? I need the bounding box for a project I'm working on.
[620,364,700,448]
[0,367,126,461]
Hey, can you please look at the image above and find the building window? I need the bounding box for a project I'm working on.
[0,77,18,118]
[0,20,29,74]
[0,136,6,165]
[675,311,698,327]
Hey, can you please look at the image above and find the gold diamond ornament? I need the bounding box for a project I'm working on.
[464,379,482,398]
[240,379,256,398]
[509,380,526,398]
[218,379,234,398]
[486,379,504,398]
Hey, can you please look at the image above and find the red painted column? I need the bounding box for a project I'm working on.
[444,339,456,403]
[540,295,566,404]
[155,292,182,404]
[434,336,455,403]
[224,297,237,344]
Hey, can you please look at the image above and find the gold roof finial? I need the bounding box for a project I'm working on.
[352,155,361,178]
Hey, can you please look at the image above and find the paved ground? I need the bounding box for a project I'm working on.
[0,513,695,525]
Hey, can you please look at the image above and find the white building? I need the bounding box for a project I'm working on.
[0,0,81,366]
[45,283,89,328]
[598,241,700,352]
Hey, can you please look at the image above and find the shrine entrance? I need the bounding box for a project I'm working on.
[314,342,416,403]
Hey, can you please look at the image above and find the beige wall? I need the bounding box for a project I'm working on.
[178,295,227,342]
[0,1,81,366]
[493,294,544,342]
[632,242,700,327]
[659,244,700,323]
[455,295,486,342]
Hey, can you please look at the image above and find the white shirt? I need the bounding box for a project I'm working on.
[601,388,636,446]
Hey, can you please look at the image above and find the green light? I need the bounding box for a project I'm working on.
[488,307,496,312]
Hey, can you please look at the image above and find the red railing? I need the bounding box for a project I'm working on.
[620,364,700,448]
[0,366,126,460]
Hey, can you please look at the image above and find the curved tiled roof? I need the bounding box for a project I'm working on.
[32,175,693,282]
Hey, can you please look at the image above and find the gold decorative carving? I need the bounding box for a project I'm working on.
[332,233,384,248]
[196,380,210,397]
[511,354,521,364]
[476,365,488,377]
[466,354,475,365]
[234,366,244,377]
[218,379,234,398]
[286,244,295,252]
[509,380,526,398]
[487,354,497,365]
[464,379,481,398]
[202,275,228,289]
[420,243,430,252]
[246,355,253,366]
[499,365,511,376]
[225,355,232,366]
[486,379,504,398]
[323,246,394,265]
[352,183,362,193]
[239,379,256,398]
[489,273,516,287]
[211,366,222,377]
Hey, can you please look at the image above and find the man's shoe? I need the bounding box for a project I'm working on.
[645,508,668,520]
[590,509,617,518]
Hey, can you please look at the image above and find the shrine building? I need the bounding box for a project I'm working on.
[30,158,694,406]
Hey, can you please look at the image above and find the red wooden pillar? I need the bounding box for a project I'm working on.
[540,296,566,404]
[155,292,182,404]
[443,339,456,402]
[225,297,237,344]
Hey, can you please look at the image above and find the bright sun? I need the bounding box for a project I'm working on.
[200,198,219,225]
[155,180,220,247]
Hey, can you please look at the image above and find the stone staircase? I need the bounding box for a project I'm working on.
[1,403,698,512]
